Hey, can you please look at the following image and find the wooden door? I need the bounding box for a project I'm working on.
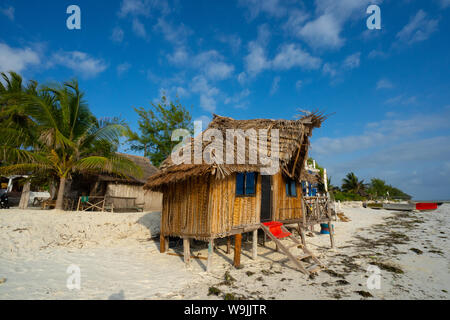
[260,175,272,222]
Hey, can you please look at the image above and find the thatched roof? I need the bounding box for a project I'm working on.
[145,112,326,190]
[98,153,159,185]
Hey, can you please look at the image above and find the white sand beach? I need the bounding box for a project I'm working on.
[0,204,449,300]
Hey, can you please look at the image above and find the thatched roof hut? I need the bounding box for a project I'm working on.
[72,153,162,211]
[145,112,326,190]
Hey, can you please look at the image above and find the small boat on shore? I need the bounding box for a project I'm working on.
[367,201,443,211]
[381,202,442,211]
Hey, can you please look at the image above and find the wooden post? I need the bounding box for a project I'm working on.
[183,238,191,266]
[76,196,81,211]
[226,236,231,254]
[207,239,214,272]
[234,233,242,268]
[329,220,335,249]
[160,234,167,253]
[298,223,306,247]
[252,229,258,260]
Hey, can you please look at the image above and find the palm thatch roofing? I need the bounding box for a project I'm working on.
[98,153,159,185]
[145,112,326,191]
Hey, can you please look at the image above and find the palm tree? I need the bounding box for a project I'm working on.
[0,79,140,210]
[0,72,39,149]
[341,172,366,195]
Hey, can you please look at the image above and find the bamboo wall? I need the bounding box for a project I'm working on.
[160,172,303,240]
[107,183,162,211]
[272,173,303,221]
[160,176,211,239]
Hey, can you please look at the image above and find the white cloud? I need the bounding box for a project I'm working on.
[299,14,344,49]
[314,110,449,156]
[225,89,251,105]
[195,115,212,128]
[238,0,288,19]
[217,34,241,53]
[396,10,439,45]
[295,80,303,90]
[118,0,151,17]
[244,42,270,76]
[168,49,234,81]
[342,52,360,70]
[376,78,394,90]
[154,18,192,45]
[0,5,14,21]
[237,72,247,85]
[272,44,322,70]
[191,75,220,113]
[270,76,280,95]
[287,0,381,50]
[111,27,125,43]
[440,0,450,8]
[322,62,337,77]
[132,18,147,38]
[0,43,40,73]
[52,51,108,79]
[117,62,131,76]
[385,94,417,106]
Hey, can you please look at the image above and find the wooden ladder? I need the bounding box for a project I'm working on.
[260,222,324,276]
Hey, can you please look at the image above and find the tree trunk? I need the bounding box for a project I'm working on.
[19,181,31,209]
[55,177,66,210]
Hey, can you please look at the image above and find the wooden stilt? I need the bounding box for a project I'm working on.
[252,229,258,260]
[160,234,166,253]
[226,236,231,254]
[328,220,335,248]
[183,238,191,266]
[207,239,214,272]
[234,233,242,268]
[298,223,306,247]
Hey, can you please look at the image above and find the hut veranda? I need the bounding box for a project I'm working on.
[145,113,332,271]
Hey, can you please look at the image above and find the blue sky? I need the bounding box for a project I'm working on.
[1,0,449,200]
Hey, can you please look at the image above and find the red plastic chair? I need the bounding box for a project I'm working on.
[263,221,292,239]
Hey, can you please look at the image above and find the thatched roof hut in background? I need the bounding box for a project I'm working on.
[72,153,162,211]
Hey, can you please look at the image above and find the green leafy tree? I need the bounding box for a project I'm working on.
[127,96,193,167]
[0,79,140,210]
[367,178,411,200]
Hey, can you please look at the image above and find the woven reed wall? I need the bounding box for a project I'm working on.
[272,173,303,221]
[160,175,211,239]
[107,183,162,211]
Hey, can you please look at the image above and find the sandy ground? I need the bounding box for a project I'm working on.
[0,204,449,300]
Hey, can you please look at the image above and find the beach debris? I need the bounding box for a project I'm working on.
[261,269,272,276]
[223,293,237,300]
[246,271,255,277]
[220,271,236,286]
[337,213,351,222]
[208,286,221,296]
[410,248,423,255]
[369,261,404,274]
[355,290,373,298]
[336,279,350,286]
[323,269,346,279]
[0,278,6,284]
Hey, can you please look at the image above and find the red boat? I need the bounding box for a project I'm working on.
[415,203,439,210]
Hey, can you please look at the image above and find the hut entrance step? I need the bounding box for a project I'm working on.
[260,222,324,276]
